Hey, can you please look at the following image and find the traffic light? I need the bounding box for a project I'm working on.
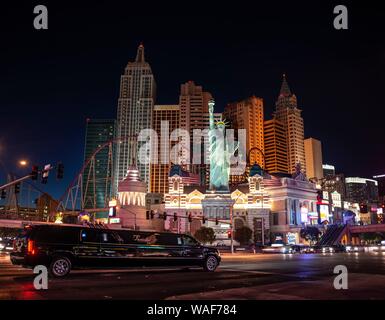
[215,218,219,225]
[202,216,206,224]
[41,164,51,184]
[227,230,231,239]
[14,183,20,194]
[57,162,64,179]
[146,210,150,220]
[163,212,167,220]
[188,213,192,223]
[1,189,6,199]
[173,213,177,222]
[31,165,38,180]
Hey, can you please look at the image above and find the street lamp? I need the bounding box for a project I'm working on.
[230,192,245,254]
[230,204,234,254]
[19,160,28,167]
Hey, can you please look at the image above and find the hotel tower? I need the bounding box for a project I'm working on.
[273,75,306,174]
[115,44,156,191]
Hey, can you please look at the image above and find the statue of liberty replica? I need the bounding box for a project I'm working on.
[208,99,238,192]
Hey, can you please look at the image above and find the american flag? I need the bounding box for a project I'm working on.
[182,173,201,186]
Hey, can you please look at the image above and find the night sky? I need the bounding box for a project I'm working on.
[0,1,384,200]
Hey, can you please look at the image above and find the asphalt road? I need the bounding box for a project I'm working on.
[1,252,385,300]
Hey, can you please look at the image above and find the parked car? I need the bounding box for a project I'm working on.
[11,224,221,277]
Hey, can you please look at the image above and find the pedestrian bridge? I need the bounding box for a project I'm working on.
[348,224,385,234]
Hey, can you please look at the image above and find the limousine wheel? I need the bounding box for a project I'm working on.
[50,256,72,277]
[203,255,219,272]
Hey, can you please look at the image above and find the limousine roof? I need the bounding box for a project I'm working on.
[25,223,188,237]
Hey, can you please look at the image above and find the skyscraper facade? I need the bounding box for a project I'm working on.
[323,164,336,177]
[224,96,265,168]
[179,81,213,184]
[83,119,116,208]
[274,75,306,174]
[373,174,385,201]
[223,96,264,184]
[116,44,156,191]
[304,137,323,180]
[345,177,379,203]
[150,104,181,194]
[264,118,288,173]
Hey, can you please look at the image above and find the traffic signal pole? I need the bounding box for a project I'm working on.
[0,164,57,191]
[0,174,33,191]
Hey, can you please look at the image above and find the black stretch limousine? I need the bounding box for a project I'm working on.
[10,224,221,277]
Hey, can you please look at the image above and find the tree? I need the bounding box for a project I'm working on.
[360,232,385,244]
[194,227,216,244]
[234,226,253,245]
[300,226,320,245]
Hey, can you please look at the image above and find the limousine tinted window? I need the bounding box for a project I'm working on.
[100,231,124,244]
[156,233,181,246]
[33,226,79,243]
[182,235,199,246]
[80,229,100,242]
[115,231,147,244]
[115,231,182,246]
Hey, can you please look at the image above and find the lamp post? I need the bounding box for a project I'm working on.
[230,192,244,254]
[19,160,28,167]
[230,203,234,254]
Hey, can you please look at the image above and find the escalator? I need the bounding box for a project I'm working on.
[317,224,346,246]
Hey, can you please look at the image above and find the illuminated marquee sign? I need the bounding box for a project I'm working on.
[109,218,120,224]
[319,205,329,223]
[109,199,117,207]
[287,233,297,245]
[331,191,342,208]
[323,191,329,200]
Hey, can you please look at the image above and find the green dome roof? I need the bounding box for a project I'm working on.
[250,163,263,177]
